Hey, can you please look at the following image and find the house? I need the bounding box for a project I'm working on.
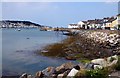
[105,17,116,30]
[77,21,88,29]
[94,19,103,29]
[111,18,117,30]
[116,14,120,30]
[87,20,97,29]
[68,14,120,30]
[68,24,78,29]
[101,18,110,29]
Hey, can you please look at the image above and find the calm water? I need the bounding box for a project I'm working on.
[2,28,77,76]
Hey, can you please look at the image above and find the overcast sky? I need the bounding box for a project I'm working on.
[2,2,118,27]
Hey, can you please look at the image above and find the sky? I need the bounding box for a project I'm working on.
[2,2,119,27]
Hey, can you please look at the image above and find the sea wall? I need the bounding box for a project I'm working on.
[40,30,120,59]
[64,30,120,60]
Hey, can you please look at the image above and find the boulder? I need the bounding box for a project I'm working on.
[91,55,118,68]
[55,62,74,74]
[51,74,57,78]
[28,75,32,78]
[93,64,103,69]
[107,55,118,62]
[57,74,64,78]
[67,68,79,78]
[42,67,55,77]
[20,73,28,78]
[35,71,44,78]
[107,55,118,67]
[84,63,94,69]
[91,58,107,67]
[57,70,70,78]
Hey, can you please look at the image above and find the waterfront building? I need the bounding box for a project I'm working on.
[68,15,119,30]
[78,21,88,29]
[116,14,120,29]
[68,24,78,28]
[105,17,116,30]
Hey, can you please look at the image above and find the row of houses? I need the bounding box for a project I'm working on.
[68,14,120,30]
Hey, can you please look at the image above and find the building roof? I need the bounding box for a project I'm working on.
[69,24,78,26]
[82,21,87,23]
[105,17,116,23]
[69,15,118,26]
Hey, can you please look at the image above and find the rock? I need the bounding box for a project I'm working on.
[51,74,57,78]
[93,64,103,69]
[57,70,71,78]
[107,55,118,67]
[35,71,44,78]
[28,75,32,78]
[42,67,55,77]
[91,58,107,67]
[55,62,74,74]
[63,70,71,76]
[67,65,80,78]
[65,56,76,60]
[57,74,64,78]
[107,55,118,62]
[84,63,94,69]
[20,73,28,78]
[110,71,120,77]
[91,55,118,68]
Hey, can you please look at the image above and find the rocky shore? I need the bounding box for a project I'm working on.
[40,30,120,60]
[19,30,120,78]
[20,55,120,78]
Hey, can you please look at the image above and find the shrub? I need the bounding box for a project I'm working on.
[85,68,109,78]
[115,56,120,71]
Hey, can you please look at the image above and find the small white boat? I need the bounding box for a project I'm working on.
[47,30,52,31]
[17,29,21,31]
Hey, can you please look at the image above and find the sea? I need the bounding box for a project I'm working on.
[2,28,77,76]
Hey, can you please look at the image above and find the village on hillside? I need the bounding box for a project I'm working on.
[0,20,41,28]
[68,14,120,30]
[1,14,120,31]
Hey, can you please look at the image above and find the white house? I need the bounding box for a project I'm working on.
[117,14,120,29]
[77,21,88,29]
[87,20,96,29]
[117,14,120,24]
[68,24,78,28]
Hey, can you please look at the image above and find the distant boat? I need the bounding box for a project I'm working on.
[62,31,78,36]
[62,31,73,36]
[17,29,21,31]
[47,30,52,31]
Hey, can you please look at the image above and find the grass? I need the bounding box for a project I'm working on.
[41,43,65,57]
[40,36,76,57]
[75,67,109,78]
[85,68,109,78]
[77,59,91,64]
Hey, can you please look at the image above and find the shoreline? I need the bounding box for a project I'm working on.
[18,55,120,78]
[18,29,120,78]
[39,30,120,60]
[2,29,120,78]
